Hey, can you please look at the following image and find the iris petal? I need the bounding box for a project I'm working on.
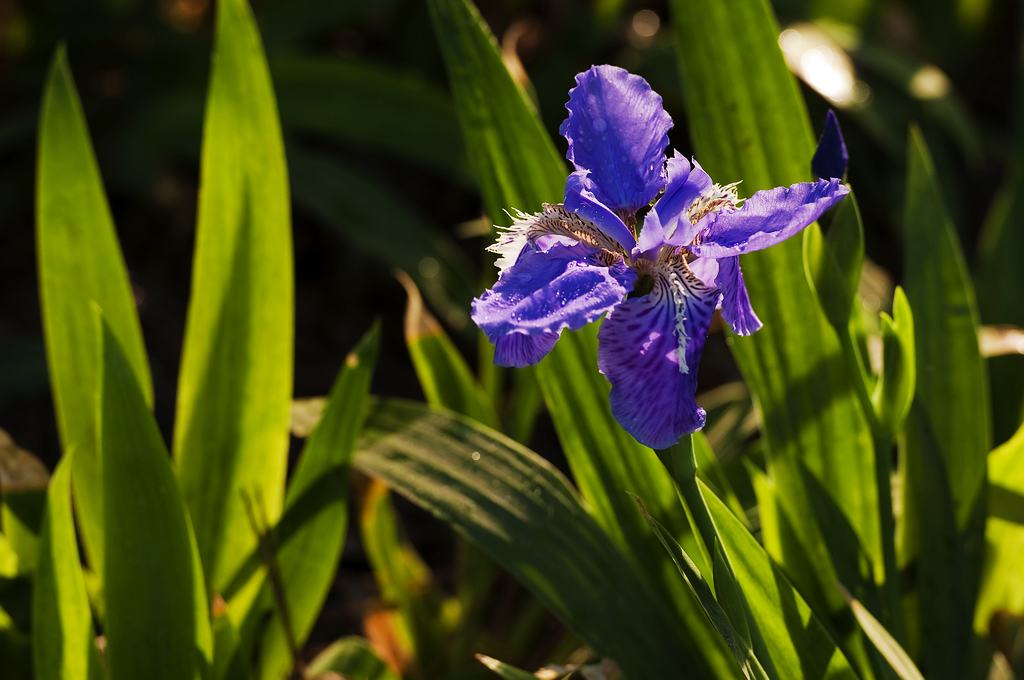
[472,240,635,367]
[494,332,560,367]
[691,178,849,258]
[690,256,762,336]
[597,263,717,448]
[559,65,672,213]
[637,155,717,255]
[564,170,637,251]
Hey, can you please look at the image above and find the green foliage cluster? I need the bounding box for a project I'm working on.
[0,0,1021,678]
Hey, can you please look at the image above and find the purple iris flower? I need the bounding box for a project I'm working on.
[471,65,849,449]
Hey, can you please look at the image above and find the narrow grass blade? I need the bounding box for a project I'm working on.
[670,0,882,637]
[398,272,498,428]
[839,585,925,680]
[32,456,101,680]
[252,326,379,679]
[174,0,294,591]
[98,312,211,680]
[899,128,989,679]
[354,399,738,679]
[476,654,537,680]
[36,48,151,572]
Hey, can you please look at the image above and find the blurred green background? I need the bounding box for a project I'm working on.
[1,0,1022,668]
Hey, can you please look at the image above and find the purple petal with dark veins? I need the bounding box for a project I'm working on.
[564,170,637,251]
[690,256,763,336]
[472,240,636,367]
[691,178,849,258]
[494,332,560,367]
[559,65,672,213]
[597,265,717,448]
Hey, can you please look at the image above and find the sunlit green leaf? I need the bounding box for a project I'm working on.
[670,0,883,645]
[898,127,989,679]
[174,0,294,591]
[975,423,1024,637]
[32,456,100,680]
[840,586,925,680]
[36,47,151,573]
[252,326,379,680]
[354,399,738,679]
[98,312,211,680]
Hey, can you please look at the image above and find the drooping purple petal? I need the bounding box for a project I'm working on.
[559,65,672,213]
[691,178,849,258]
[811,110,848,180]
[597,264,717,448]
[638,154,715,255]
[564,170,637,250]
[494,332,559,367]
[690,256,763,336]
[472,240,636,367]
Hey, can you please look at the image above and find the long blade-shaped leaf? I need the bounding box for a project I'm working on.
[36,48,151,572]
[98,313,211,680]
[699,479,857,679]
[253,326,379,680]
[354,399,738,679]
[898,128,989,678]
[670,0,881,625]
[32,456,100,680]
[975,423,1024,636]
[174,0,293,590]
[427,0,692,611]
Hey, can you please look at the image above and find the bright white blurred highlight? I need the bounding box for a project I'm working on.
[779,24,869,108]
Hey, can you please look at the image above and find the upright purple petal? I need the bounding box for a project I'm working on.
[559,65,672,213]
[691,178,849,258]
[690,256,763,336]
[638,155,715,254]
[564,170,637,250]
[812,110,848,180]
[597,264,717,448]
[472,240,636,367]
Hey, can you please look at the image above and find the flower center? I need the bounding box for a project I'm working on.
[686,182,742,224]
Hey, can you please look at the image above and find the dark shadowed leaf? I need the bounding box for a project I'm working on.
[354,399,738,679]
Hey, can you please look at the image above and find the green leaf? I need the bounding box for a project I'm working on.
[428,0,693,618]
[898,128,990,679]
[354,399,738,679]
[871,287,915,438]
[36,47,151,573]
[975,423,1024,636]
[398,272,498,428]
[803,194,865,331]
[476,654,537,680]
[671,0,881,625]
[636,496,771,680]
[252,326,380,680]
[174,0,294,591]
[839,586,925,680]
[306,637,399,680]
[425,0,565,224]
[700,479,857,679]
[32,456,101,680]
[98,312,211,680]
